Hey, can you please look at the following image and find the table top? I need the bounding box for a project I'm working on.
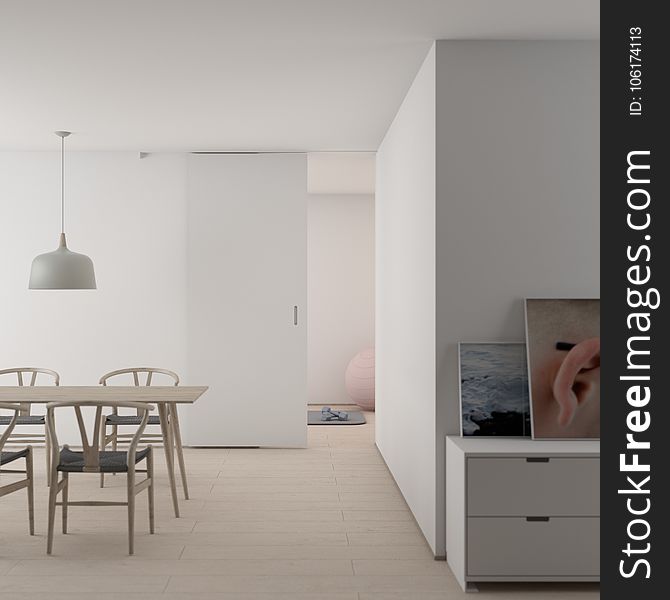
[0,386,208,404]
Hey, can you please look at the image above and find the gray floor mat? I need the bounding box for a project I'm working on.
[308,410,366,425]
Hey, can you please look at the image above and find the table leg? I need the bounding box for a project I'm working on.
[169,403,189,500]
[157,403,180,518]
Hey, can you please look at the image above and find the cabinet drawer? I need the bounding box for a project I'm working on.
[467,457,599,516]
[467,517,600,577]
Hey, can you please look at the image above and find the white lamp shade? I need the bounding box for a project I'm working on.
[29,233,96,290]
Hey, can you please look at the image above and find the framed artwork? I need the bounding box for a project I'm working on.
[525,298,600,440]
[458,342,531,437]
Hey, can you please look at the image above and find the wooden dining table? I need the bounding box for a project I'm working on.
[0,386,208,518]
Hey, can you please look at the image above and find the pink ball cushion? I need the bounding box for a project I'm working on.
[345,347,375,411]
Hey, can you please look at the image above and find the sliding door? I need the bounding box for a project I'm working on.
[185,154,307,447]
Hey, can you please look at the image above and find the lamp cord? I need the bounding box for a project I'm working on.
[60,134,64,234]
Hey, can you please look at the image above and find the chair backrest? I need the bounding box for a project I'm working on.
[0,367,60,416]
[46,401,154,473]
[100,368,178,416]
[0,402,20,454]
[100,367,179,387]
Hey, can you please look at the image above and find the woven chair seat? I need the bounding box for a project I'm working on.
[105,414,161,426]
[57,447,150,473]
[0,415,45,425]
[0,447,30,465]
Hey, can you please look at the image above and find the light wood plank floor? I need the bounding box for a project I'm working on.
[0,408,599,599]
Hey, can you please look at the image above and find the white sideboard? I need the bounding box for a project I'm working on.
[446,436,600,592]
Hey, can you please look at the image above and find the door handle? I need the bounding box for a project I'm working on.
[293,305,298,326]
[526,517,550,522]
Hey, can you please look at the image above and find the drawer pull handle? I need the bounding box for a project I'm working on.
[526,457,550,463]
[526,516,550,522]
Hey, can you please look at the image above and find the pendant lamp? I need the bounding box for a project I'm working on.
[29,131,96,289]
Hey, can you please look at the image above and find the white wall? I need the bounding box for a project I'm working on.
[435,40,600,556]
[375,45,437,552]
[0,152,187,442]
[307,153,376,195]
[307,194,374,405]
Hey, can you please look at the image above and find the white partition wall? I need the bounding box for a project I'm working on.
[375,45,437,553]
[184,154,308,447]
[376,40,599,558]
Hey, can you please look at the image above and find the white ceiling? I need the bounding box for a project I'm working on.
[0,1,599,151]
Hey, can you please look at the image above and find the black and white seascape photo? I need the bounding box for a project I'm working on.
[459,342,530,436]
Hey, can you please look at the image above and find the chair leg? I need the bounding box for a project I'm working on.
[127,469,135,555]
[100,421,107,488]
[45,425,51,487]
[111,424,118,478]
[170,404,189,500]
[26,446,35,535]
[147,447,155,534]
[62,473,69,534]
[47,470,58,554]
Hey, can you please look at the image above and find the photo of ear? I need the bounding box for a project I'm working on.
[525,299,600,439]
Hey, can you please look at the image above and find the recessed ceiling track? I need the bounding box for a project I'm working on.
[189,150,374,155]
[191,151,305,155]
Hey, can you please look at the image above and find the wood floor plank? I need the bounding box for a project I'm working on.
[8,558,354,576]
[164,574,455,594]
[191,520,418,533]
[0,575,169,594]
[180,544,433,560]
